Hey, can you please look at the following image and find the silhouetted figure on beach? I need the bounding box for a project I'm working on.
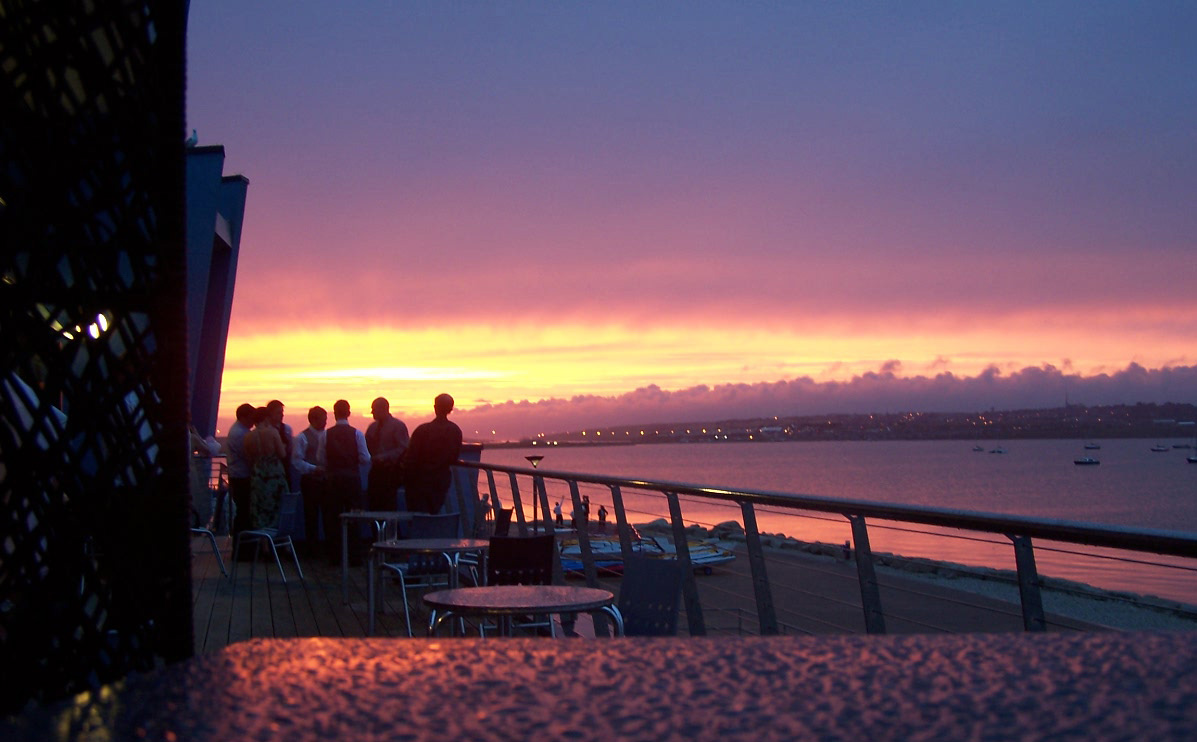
[402,393,463,514]
[598,504,608,531]
[365,397,409,511]
[294,406,327,556]
[554,500,564,527]
[325,399,371,565]
[224,403,256,546]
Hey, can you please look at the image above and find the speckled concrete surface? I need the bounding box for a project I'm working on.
[8,633,1197,741]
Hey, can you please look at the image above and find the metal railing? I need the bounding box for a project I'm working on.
[455,460,1197,635]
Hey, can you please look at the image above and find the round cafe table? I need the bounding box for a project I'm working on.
[424,585,624,637]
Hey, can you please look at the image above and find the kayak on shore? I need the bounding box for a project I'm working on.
[560,531,735,575]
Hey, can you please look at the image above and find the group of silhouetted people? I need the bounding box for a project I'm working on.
[221,394,463,564]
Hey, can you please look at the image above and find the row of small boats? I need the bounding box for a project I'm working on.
[559,531,735,575]
[1080,442,1197,464]
[972,442,1197,465]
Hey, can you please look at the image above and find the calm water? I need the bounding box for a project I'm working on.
[482,439,1197,605]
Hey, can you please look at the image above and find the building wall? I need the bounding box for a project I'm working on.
[185,146,248,436]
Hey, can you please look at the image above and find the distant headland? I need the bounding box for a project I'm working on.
[486,402,1197,448]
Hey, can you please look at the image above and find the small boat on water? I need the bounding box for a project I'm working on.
[1083,442,1101,450]
[989,446,1007,454]
[1073,457,1100,466]
[971,445,984,452]
[1151,444,1171,452]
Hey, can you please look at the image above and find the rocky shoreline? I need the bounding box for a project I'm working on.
[633,519,1197,632]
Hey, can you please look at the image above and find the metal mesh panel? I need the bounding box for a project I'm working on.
[0,0,191,714]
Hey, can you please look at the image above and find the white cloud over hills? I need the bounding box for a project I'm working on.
[455,363,1197,439]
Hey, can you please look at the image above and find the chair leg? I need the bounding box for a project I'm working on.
[286,540,304,580]
[250,538,262,580]
[193,527,228,577]
[398,571,413,638]
[266,540,288,583]
[231,534,243,583]
[206,529,228,577]
[368,556,376,636]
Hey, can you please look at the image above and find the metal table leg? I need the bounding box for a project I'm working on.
[341,518,350,604]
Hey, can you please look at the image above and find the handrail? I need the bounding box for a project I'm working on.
[454,461,1197,560]
[457,460,1197,558]
[455,459,1197,636]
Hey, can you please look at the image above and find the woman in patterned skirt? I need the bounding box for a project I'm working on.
[243,406,288,529]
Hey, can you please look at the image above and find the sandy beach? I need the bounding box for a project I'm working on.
[636,519,1197,633]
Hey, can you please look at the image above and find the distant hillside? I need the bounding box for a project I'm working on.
[496,403,1197,447]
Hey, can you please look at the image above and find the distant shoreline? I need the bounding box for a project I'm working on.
[476,402,1197,448]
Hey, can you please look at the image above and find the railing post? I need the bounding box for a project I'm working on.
[535,475,553,535]
[1010,534,1047,632]
[609,485,635,564]
[569,481,599,587]
[740,502,778,635]
[569,480,610,636]
[508,472,528,536]
[666,491,706,636]
[484,469,500,519]
[847,514,886,635]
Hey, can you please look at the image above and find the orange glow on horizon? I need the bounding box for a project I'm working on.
[213,313,1191,436]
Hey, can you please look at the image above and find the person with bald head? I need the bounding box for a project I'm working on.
[402,394,463,514]
[365,396,409,511]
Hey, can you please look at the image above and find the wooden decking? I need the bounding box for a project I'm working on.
[191,532,1097,655]
[191,537,413,654]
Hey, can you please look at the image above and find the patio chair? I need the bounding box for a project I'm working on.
[191,526,228,577]
[486,533,555,586]
[484,533,556,636]
[380,512,461,637]
[231,491,304,583]
[189,459,227,577]
[618,555,682,636]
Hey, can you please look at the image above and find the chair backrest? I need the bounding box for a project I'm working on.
[493,508,513,537]
[402,513,461,575]
[487,534,555,586]
[276,491,303,538]
[402,512,460,540]
[618,555,682,636]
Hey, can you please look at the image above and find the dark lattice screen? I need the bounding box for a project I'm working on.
[0,0,191,715]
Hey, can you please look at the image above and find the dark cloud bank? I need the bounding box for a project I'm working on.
[456,364,1197,438]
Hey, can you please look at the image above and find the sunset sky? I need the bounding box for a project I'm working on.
[186,2,1197,440]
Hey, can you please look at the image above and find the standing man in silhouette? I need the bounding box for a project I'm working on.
[223,403,256,546]
[402,393,463,514]
[325,399,370,565]
[365,397,409,511]
[293,405,327,557]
